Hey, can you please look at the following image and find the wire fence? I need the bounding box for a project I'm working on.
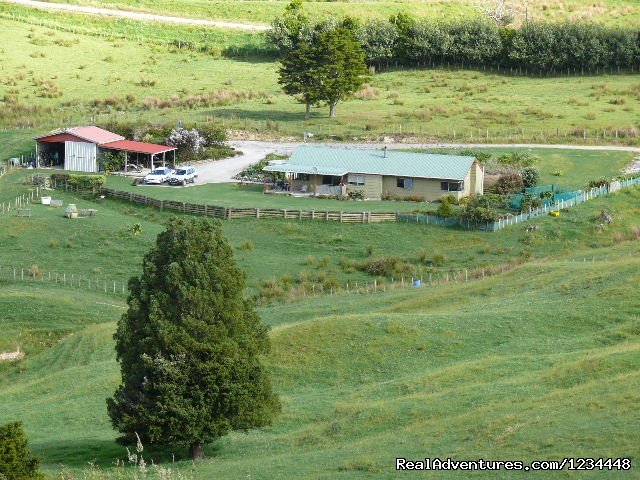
[0,263,128,297]
[1,109,639,147]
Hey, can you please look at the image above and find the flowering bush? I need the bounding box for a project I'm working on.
[167,128,205,163]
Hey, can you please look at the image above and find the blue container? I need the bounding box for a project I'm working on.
[412,279,421,287]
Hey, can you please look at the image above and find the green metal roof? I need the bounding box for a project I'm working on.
[263,164,349,176]
[263,146,475,180]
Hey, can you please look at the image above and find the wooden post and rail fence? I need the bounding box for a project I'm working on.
[6,174,640,231]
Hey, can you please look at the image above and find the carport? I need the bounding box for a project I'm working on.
[100,140,177,171]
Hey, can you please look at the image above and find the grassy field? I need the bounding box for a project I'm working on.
[1,241,638,478]
[1,144,640,478]
[0,12,639,142]
[1,151,639,301]
[25,0,640,26]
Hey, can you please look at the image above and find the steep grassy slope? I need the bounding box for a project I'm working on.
[0,243,638,478]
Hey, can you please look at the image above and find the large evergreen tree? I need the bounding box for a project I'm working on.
[314,19,369,117]
[278,40,322,119]
[0,422,43,480]
[107,217,280,460]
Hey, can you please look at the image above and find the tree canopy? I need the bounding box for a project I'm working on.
[0,421,43,480]
[277,13,368,118]
[107,217,280,460]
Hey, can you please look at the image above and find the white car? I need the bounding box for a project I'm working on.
[169,167,198,186]
[144,167,175,184]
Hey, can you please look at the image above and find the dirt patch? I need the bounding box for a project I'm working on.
[622,156,640,174]
[0,348,24,361]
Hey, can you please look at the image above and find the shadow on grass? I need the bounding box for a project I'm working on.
[203,107,326,123]
[33,438,198,468]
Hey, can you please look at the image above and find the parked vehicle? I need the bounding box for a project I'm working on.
[169,167,198,186]
[144,166,175,184]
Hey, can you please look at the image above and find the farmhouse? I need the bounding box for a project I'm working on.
[34,126,177,173]
[263,146,484,201]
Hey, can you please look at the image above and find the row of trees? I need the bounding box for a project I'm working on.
[270,5,640,72]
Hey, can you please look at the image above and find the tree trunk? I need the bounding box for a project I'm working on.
[190,443,204,460]
[329,103,337,118]
[305,100,311,120]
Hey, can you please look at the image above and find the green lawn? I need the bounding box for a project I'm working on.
[23,0,640,26]
[0,13,639,142]
[419,147,635,188]
[104,177,436,212]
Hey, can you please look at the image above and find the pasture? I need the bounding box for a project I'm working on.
[0,10,639,142]
[23,0,640,27]
[1,241,639,478]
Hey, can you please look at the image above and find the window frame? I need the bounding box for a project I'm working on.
[348,174,365,186]
[397,177,414,190]
[441,181,463,192]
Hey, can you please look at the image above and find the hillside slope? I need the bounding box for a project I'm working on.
[0,242,638,478]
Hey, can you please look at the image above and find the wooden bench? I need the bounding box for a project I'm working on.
[17,209,31,218]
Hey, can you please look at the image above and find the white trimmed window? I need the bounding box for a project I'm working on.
[441,181,463,191]
[348,175,365,185]
[397,177,413,189]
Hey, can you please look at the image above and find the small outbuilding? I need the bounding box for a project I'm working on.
[34,126,177,173]
[263,146,484,201]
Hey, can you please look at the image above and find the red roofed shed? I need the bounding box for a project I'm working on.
[35,126,176,173]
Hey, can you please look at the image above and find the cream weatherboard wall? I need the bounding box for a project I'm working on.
[280,162,484,201]
[381,176,459,201]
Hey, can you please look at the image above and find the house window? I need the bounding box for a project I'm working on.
[321,175,341,186]
[441,181,463,191]
[397,177,413,190]
[295,173,310,181]
[348,175,365,185]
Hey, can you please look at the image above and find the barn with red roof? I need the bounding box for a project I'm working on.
[35,126,177,173]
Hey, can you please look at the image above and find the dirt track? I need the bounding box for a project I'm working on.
[2,0,270,30]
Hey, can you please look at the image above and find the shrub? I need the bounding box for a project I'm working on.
[520,193,542,213]
[197,125,227,147]
[66,174,105,190]
[497,152,536,168]
[0,421,44,480]
[238,240,254,250]
[441,194,458,205]
[520,167,540,188]
[431,252,446,266]
[403,194,425,202]
[381,191,400,201]
[365,245,374,256]
[362,256,398,276]
[348,190,364,200]
[553,169,563,176]
[317,256,330,268]
[305,255,316,265]
[588,178,609,188]
[493,173,524,195]
[167,128,206,162]
[98,151,125,172]
[436,199,456,217]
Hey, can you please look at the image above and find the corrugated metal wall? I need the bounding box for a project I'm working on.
[64,141,97,172]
